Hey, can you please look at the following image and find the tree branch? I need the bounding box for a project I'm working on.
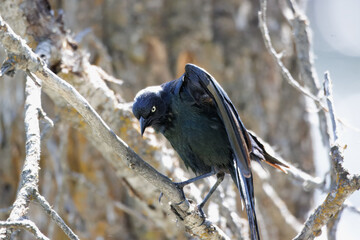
[323,72,338,143]
[0,73,42,239]
[0,220,50,240]
[284,0,330,148]
[292,73,360,240]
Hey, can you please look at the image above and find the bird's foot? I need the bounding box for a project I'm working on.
[174,199,186,206]
[195,204,206,219]
[174,181,186,189]
[171,183,187,206]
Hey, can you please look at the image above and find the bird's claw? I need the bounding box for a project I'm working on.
[196,204,206,219]
[175,199,186,206]
[174,182,185,189]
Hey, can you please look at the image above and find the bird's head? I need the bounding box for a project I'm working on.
[132,86,168,135]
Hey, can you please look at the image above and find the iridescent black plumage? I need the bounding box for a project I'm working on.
[133,64,288,240]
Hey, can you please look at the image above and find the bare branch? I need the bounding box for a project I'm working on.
[0,73,42,239]
[261,0,360,137]
[258,3,360,237]
[258,3,360,238]
[0,220,49,240]
[258,0,322,105]
[284,0,331,148]
[293,73,360,240]
[0,15,230,240]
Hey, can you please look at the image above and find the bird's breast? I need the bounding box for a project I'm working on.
[162,97,232,174]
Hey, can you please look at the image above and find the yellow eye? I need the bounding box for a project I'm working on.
[151,106,156,112]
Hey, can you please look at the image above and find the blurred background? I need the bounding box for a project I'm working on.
[0,0,358,239]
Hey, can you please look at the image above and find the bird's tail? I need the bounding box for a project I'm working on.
[230,160,260,240]
[247,130,289,173]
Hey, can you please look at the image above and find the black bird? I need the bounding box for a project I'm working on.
[132,64,288,240]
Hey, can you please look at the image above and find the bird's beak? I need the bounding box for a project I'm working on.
[139,117,147,136]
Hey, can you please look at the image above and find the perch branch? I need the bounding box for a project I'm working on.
[0,15,229,240]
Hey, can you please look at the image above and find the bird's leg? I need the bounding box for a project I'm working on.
[175,170,216,189]
[197,172,225,217]
[159,171,216,204]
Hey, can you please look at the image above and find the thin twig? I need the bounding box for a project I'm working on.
[253,134,324,190]
[323,72,338,143]
[344,202,360,215]
[258,0,323,105]
[34,192,80,240]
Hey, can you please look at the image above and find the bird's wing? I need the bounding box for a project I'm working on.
[176,64,259,239]
[176,64,252,177]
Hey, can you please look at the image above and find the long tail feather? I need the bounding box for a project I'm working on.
[231,159,260,240]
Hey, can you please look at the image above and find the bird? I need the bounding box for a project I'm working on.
[132,64,288,240]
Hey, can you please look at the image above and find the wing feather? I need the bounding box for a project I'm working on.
[182,64,260,239]
[183,64,252,177]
